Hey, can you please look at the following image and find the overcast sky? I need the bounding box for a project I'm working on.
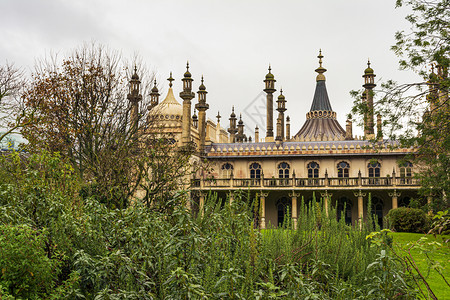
[1,0,422,138]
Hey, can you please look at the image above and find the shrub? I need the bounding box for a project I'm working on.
[0,225,59,299]
[387,207,429,233]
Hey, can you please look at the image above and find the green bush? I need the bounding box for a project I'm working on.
[387,207,429,233]
[0,225,59,299]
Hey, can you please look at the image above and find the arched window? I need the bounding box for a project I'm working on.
[307,161,320,178]
[368,162,381,177]
[277,197,291,227]
[249,162,262,179]
[337,197,352,225]
[337,161,350,178]
[371,197,384,228]
[278,162,290,178]
[221,163,234,178]
[399,196,411,208]
[399,162,413,177]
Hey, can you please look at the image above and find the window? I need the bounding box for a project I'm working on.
[307,161,319,178]
[337,161,350,178]
[249,162,262,179]
[221,163,233,178]
[337,197,352,225]
[277,197,291,227]
[368,162,381,177]
[371,197,384,229]
[399,162,413,177]
[278,162,290,178]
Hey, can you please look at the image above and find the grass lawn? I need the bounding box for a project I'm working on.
[389,232,450,299]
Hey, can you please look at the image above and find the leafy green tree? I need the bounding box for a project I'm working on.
[353,0,449,210]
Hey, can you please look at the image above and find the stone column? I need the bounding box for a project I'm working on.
[259,192,269,229]
[199,192,206,216]
[354,190,367,228]
[228,191,234,205]
[321,191,332,217]
[289,191,300,229]
[388,190,401,210]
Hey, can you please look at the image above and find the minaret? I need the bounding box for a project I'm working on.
[345,114,353,140]
[363,60,376,139]
[195,76,209,154]
[216,111,221,143]
[127,66,142,132]
[236,114,245,143]
[192,109,198,128]
[228,106,238,143]
[149,79,160,110]
[276,89,287,141]
[263,65,276,142]
[180,62,195,147]
[286,116,290,141]
[275,118,282,144]
[255,126,259,143]
[376,114,383,141]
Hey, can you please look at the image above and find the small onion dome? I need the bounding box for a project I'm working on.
[286,115,290,122]
[184,62,192,78]
[238,114,244,125]
[199,76,206,91]
[192,109,198,120]
[230,106,236,118]
[131,66,139,80]
[265,65,274,79]
[364,60,374,75]
[278,89,285,100]
[151,80,159,93]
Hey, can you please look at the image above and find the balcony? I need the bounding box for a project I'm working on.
[191,176,420,190]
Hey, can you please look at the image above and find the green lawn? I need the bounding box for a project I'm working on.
[389,232,450,299]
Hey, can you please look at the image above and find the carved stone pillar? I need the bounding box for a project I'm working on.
[289,191,300,229]
[353,190,367,228]
[259,192,269,229]
[388,190,401,210]
[321,191,332,217]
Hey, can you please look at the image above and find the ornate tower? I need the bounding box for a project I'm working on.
[149,79,160,110]
[228,107,238,143]
[236,114,246,143]
[192,109,198,128]
[276,89,287,141]
[363,60,376,139]
[195,76,209,154]
[180,62,195,147]
[127,66,142,131]
[285,116,290,141]
[345,114,353,140]
[263,65,276,141]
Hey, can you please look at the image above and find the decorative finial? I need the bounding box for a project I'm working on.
[186,61,189,70]
[268,64,272,73]
[134,65,137,73]
[367,59,371,68]
[201,75,204,83]
[240,113,242,120]
[232,106,235,113]
[315,49,327,81]
[280,88,283,94]
[216,111,221,123]
[167,72,174,88]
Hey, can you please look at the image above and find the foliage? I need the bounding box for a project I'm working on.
[0,224,59,298]
[351,0,450,209]
[387,207,430,233]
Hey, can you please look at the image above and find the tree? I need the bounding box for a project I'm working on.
[352,0,449,210]
[0,62,29,145]
[21,43,195,209]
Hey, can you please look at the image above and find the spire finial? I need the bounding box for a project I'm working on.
[268,64,272,73]
[186,61,189,71]
[232,106,235,113]
[367,58,371,68]
[315,49,327,81]
[201,75,204,84]
[216,111,221,123]
[134,65,137,73]
[280,87,283,94]
[167,72,174,88]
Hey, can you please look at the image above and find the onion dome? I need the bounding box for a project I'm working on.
[151,79,159,93]
[238,114,244,125]
[364,60,374,75]
[184,61,192,78]
[131,65,139,80]
[230,106,236,118]
[278,89,285,100]
[199,76,206,91]
[265,65,274,79]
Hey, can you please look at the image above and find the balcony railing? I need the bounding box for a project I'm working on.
[192,176,420,189]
